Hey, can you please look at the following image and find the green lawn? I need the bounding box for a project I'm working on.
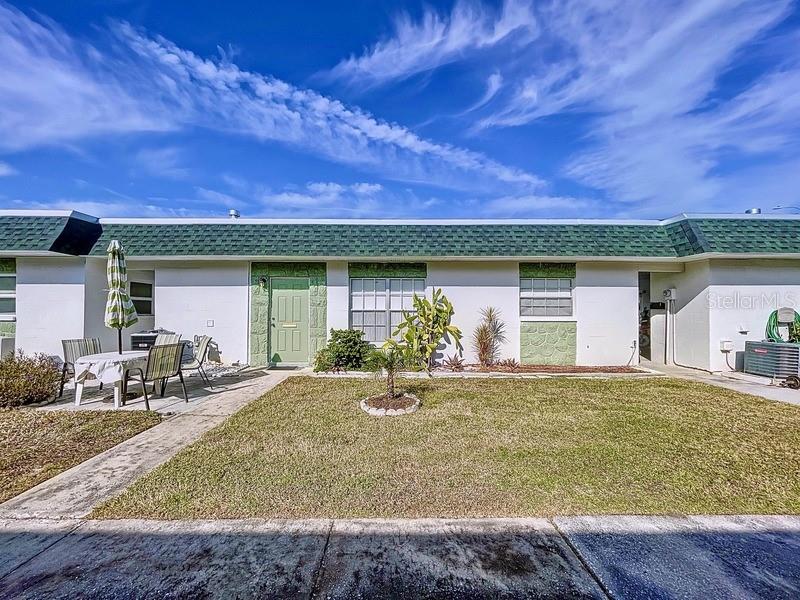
[94,376,800,519]
[0,410,161,503]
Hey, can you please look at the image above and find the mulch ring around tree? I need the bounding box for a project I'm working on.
[360,393,421,416]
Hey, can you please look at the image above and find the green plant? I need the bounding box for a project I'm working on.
[313,329,372,372]
[498,358,520,372]
[0,351,61,408]
[364,347,405,398]
[472,307,507,367]
[443,354,465,371]
[390,288,462,371]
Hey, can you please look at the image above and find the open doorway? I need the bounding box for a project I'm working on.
[638,272,651,360]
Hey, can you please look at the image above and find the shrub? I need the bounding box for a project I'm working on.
[472,307,507,367]
[313,329,372,372]
[390,288,462,371]
[0,351,61,408]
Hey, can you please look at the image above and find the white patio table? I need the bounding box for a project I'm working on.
[73,351,148,409]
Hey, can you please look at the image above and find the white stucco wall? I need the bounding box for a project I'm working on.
[326,261,349,335]
[15,257,86,358]
[575,263,639,366]
[651,261,712,370]
[426,261,520,363]
[154,262,250,364]
[81,259,155,352]
[707,259,800,372]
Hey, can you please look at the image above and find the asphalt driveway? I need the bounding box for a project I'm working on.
[0,515,797,599]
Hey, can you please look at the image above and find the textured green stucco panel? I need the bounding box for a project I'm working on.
[0,258,14,274]
[520,322,576,365]
[348,262,427,278]
[250,263,326,366]
[520,263,576,278]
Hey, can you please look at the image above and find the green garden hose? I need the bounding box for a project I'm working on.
[765,309,800,342]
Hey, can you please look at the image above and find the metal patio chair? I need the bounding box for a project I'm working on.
[59,338,103,397]
[181,335,213,389]
[154,333,181,346]
[123,343,187,410]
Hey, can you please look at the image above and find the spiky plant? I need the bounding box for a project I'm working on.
[472,307,507,367]
[443,353,465,371]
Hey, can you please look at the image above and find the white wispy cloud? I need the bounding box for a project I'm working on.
[0,3,541,194]
[0,161,17,176]
[473,0,798,211]
[261,181,388,215]
[480,194,589,216]
[323,0,536,87]
[460,72,504,114]
[0,3,170,151]
[135,147,190,179]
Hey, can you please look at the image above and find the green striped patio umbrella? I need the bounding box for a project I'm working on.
[104,240,138,353]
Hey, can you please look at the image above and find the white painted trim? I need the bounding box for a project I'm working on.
[97,213,800,225]
[0,251,73,257]
[520,316,576,323]
[0,210,98,222]
[82,253,800,262]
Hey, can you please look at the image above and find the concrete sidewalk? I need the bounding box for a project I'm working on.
[0,515,797,599]
[0,370,291,520]
[642,360,800,407]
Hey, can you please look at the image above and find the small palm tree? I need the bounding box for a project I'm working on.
[365,347,404,398]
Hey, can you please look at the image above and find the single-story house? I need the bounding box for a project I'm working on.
[0,210,798,372]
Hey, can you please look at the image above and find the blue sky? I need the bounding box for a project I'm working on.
[1,0,799,219]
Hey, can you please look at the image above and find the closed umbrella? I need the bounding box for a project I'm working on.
[104,240,138,354]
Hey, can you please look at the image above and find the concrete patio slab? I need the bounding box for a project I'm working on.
[554,514,800,600]
[39,367,279,415]
[0,370,291,520]
[315,518,606,599]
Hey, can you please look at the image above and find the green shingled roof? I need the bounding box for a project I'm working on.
[0,214,102,255]
[90,222,681,258]
[1,213,798,258]
[0,216,72,252]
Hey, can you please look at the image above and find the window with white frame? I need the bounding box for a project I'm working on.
[520,277,573,317]
[0,273,16,319]
[350,277,425,343]
[130,281,154,316]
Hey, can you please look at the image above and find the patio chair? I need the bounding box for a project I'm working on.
[181,335,213,389]
[123,343,187,410]
[154,333,181,346]
[59,338,103,397]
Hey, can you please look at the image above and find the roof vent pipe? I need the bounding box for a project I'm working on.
[744,208,761,214]
[228,209,240,219]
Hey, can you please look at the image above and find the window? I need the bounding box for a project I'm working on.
[0,273,15,319]
[350,277,425,343]
[130,281,153,316]
[520,278,573,317]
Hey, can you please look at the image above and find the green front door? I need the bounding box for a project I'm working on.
[269,277,310,365]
